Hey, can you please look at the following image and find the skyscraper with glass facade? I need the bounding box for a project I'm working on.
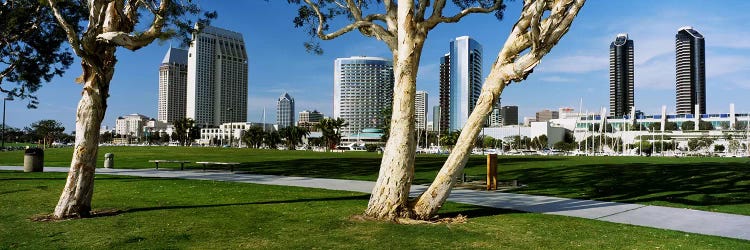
[447,36,483,131]
[186,25,248,127]
[609,33,634,117]
[276,92,294,129]
[675,26,706,115]
[333,56,394,136]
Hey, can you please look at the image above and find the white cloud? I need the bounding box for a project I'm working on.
[537,55,608,73]
[539,76,576,83]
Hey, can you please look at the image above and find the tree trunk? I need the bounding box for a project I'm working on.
[412,69,506,219]
[365,2,425,220]
[54,57,114,219]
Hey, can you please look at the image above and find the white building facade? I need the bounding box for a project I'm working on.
[158,47,188,123]
[187,25,248,127]
[415,91,428,131]
[333,56,394,136]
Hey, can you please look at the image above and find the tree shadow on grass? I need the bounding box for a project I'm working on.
[228,156,560,185]
[502,161,750,209]
[122,194,372,214]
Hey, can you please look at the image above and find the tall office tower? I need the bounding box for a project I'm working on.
[448,36,483,131]
[415,91,428,131]
[186,25,248,127]
[333,56,394,136]
[487,99,502,127]
[438,54,451,135]
[536,109,559,122]
[609,33,634,117]
[500,106,518,126]
[158,47,188,123]
[675,26,706,114]
[432,105,441,132]
[276,92,295,129]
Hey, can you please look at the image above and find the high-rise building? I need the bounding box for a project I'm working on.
[675,26,706,114]
[609,33,634,117]
[501,106,518,126]
[432,105,441,133]
[536,109,559,123]
[487,99,502,127]
[158,48,188,124]
[186,25,248,127]
[276,92,295,129]
[333,56,394,136]
[442,36,483,131]
[438,54,450,135]
[158,48,188,123]
[415,91,428,130]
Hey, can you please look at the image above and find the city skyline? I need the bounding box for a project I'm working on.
[4,1,750,132]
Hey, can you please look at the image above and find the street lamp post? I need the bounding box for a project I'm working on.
[2,96,14,149]
[226,108,234,147]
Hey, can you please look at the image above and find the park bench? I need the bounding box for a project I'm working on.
[149,160,191,170]
[195,161,242,172]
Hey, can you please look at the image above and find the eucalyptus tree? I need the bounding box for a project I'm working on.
[291,0,585,220]
[43,0,215,219]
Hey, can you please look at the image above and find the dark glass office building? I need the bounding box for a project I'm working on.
[675,26,706,114]
[438,54,450,135]
[609,33,634,117]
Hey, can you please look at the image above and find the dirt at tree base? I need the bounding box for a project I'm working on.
[29,208,123,222]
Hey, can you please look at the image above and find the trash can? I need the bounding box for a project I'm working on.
[23,148,44,172]
[104,153,114,169]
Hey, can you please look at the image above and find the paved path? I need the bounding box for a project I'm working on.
[2,166,748,241]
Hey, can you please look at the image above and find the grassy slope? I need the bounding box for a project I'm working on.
[1,171,747,249]
[1,147,748,215]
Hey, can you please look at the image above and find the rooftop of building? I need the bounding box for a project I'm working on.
[162,47,188,65]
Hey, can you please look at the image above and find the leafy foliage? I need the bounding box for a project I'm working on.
[0,0,85,108]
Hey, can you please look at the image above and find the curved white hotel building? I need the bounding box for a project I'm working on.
[333,56,394,136]
[186,25,248,127]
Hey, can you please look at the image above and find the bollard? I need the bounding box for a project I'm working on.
[104,153,114,169]
[486,154,497,190]
[23,148,44,172]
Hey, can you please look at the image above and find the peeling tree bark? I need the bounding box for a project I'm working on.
[54,58,114,218]
[412,0,586,219]
[364,1,426,220]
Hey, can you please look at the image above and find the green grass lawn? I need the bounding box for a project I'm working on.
[2,171,748,248]
[1,147,748,215]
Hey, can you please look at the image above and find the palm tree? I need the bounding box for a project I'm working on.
[279,126,310,150]
[242,126,265,148]
[316,118,348,150]
[264,131,282,149]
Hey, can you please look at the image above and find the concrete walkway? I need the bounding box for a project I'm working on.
[2,166,748,241]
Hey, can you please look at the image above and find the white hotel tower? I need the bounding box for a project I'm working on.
[187,25,248,127]
[158,47,188,123]
[333,56,394,136]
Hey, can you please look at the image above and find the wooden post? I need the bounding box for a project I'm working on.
[486,154,497,190]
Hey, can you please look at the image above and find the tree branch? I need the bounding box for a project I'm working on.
[424,0,504,28]
[96,0,169,51]
[301,0,395,48]
[47,0,84,57]
[416,0,430,21]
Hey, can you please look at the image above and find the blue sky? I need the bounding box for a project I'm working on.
[4,0,750,132]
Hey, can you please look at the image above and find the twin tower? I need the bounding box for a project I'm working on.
[610,26,706,117]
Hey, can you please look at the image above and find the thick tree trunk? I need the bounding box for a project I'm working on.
[365,2,425,220]
[412,70,507,219]
[53,59,113,219]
